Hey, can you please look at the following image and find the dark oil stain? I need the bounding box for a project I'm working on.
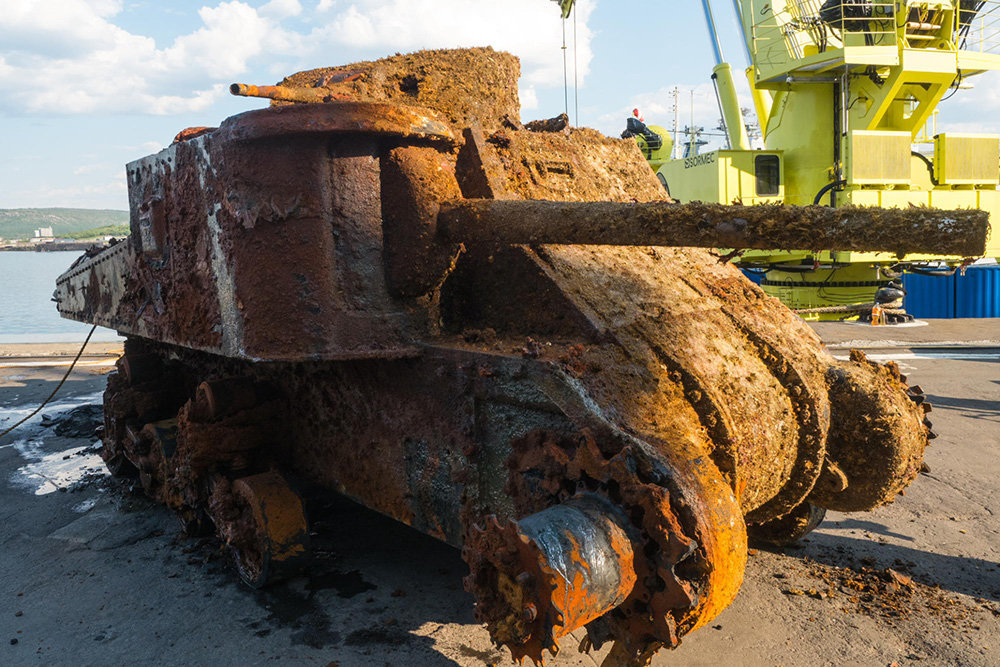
[459,644,504,665]
[290,623,340,649]
[306,569,376,598]
[254,586,341,649]
[250,567,376,649]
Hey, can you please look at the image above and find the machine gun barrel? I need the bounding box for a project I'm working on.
[437,199,990,257]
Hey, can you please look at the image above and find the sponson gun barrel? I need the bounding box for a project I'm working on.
[437,199,991,258]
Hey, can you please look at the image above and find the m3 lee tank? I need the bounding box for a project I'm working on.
[55,48,984,666]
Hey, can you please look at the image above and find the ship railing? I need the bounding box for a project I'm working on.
[751,1,898,69]
[957,1,1000,55]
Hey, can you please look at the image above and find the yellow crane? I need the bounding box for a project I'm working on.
[557,0,1000,320]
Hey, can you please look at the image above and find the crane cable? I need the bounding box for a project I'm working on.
[560,5,581,125]
[0,324,98,439]
[573,3,579,125]
[562,16,569,118]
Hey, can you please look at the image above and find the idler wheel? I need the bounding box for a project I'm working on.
[810,351,930,512]
[464,493,639,662]
[209,471,310,588]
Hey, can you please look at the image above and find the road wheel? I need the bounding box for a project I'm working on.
[209,471,310,588]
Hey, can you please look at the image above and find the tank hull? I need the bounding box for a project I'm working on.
[56,48,935,666]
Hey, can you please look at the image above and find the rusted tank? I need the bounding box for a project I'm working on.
[56,48,976,666]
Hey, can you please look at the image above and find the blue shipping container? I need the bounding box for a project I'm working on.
[956,265,1000,318]
[902,271,956,319]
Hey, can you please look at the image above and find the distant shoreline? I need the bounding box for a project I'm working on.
[0,341,123,358]
[0,242,96,252]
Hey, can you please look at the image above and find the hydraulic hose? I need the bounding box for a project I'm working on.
[912,151,940,186]
[813,179,847,206]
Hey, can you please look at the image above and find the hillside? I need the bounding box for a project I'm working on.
[63,224,131,239]
[0,208,129,240]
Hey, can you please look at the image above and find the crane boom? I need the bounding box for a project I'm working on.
[702,0,751,150]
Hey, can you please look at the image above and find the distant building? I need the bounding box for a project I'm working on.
[30,227,54,243]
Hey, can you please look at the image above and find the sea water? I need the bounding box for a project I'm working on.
[0,251,122,343]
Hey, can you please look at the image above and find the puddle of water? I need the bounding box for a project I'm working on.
[0,391,104,433]
[2,391,109,493]
[11,445,106,495]
[73,497,100,513]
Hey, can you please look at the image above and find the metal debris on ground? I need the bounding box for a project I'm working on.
[781,559,995,632]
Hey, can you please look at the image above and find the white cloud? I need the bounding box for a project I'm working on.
[72,163,111,175]
[936,70,1000,134]
[13,174,128,208]
[84,0,123,17]
[160,3,276,78]
[0,1,295,114]
[260,0,302,19]
[520,85,539,112]
[0,0,595,116]
[313,0,595,88]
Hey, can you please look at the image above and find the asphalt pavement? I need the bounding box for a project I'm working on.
[0,323,997,666]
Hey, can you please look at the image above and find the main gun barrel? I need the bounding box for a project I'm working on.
[437,199,990,257]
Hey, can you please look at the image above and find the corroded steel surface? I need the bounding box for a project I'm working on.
[55,47,942,667]
[221,101,456,144]
[438,199,990,258]
[209,471,310,588]
[464,493,639,661]
[56,103,446,361]
[275,47,522,134]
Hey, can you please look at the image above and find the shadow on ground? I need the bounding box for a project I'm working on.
[213,489,490,666]
[925,393,1000,423]
[780,530,1000,603]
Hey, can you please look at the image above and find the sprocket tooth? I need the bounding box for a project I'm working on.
[501,428,705,663]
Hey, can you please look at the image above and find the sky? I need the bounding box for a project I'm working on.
[2,0,1000,210]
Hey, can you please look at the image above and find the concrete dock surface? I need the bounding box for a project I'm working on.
[0,322,997,666]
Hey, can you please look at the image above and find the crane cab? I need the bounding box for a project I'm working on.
[657,149,784,205]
